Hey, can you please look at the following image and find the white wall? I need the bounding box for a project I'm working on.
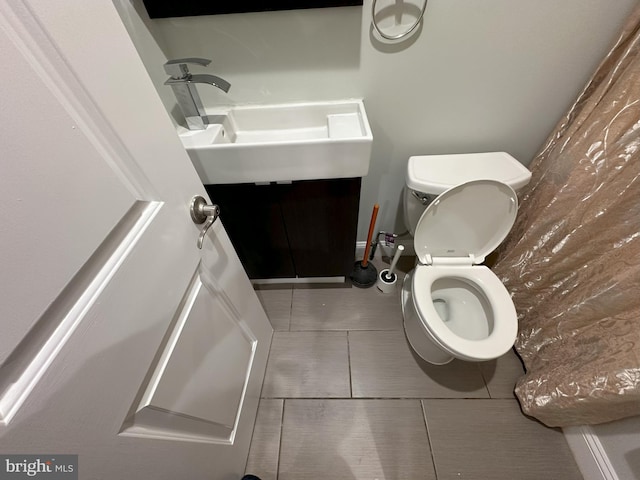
[116,0,637,240]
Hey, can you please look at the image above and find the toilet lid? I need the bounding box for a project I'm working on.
[414,179,518,265]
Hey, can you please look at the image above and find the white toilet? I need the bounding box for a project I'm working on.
[401,152,532,365]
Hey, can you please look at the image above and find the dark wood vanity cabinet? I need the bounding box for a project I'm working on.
[205,178,360,280]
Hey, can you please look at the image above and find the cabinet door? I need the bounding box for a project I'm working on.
[281,178,361,278]
[205,184,295,279]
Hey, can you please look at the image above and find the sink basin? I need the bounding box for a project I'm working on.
[178,100,373,184]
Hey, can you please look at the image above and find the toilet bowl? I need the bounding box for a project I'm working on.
[401,173,525,365]
[402,266,518,364]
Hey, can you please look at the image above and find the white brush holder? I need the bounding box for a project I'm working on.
[376,268,397,293]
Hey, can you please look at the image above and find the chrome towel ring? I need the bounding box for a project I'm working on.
[371,0,428,41]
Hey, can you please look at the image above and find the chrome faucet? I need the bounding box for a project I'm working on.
[164,58,231,130]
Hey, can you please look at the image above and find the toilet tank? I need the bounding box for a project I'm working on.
[403,152,531,235]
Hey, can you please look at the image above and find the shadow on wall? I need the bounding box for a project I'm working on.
[368,1,424,53]
[139,2,363,75]
[119,0,364,114]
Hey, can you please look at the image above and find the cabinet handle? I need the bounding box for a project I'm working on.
[190,195,220,249]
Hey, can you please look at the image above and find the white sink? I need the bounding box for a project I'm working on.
[178,100,373,184]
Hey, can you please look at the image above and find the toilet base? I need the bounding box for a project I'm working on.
[401,272,454,365]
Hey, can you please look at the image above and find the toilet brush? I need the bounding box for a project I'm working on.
[350,203,379,288]
[376,245,404,293]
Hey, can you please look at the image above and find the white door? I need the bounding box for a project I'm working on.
[0,1,272,478]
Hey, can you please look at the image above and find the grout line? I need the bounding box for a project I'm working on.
[260,395,492,400]
[421,400,440,480]
[243,398,262,477]
[276,399,285,480]
[346,331,353,398]
[287,287,293,332]
[287,328,403,333]
[476,363,492,398]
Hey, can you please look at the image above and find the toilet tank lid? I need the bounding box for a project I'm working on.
[406,152,532,194]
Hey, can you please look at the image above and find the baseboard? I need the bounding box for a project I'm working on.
[564,425,619,480]
[355,240,415,260]
[251,276,345,285]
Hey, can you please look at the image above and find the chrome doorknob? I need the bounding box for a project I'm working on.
[190,195,220,249]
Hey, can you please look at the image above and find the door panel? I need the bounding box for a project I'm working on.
[0,201,161,425]
[0,29,139,365]
[123,266,255,444]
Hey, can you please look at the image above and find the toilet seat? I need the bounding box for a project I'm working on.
[409,179,519,362]
[413,179,518,266]
[412,265,517,361]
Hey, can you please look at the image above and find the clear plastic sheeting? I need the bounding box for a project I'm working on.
[493,6,640,427]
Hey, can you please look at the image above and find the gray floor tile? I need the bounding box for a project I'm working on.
[422,399,583,480]
[291,284,403,331]
[478,348,525,398]
[349,331,490,398]
[247,280,583,480]
[262,331,350,398]
[254,286,292,331]
[279,399,436,480]
[245,399,283,480]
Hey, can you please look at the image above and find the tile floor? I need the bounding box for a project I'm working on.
[246,256,583,480]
